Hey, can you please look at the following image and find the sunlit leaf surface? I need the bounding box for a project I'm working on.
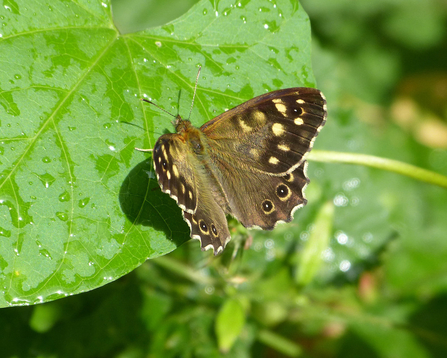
[0,0,315,306]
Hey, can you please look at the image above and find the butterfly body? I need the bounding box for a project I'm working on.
[150,87,327,255]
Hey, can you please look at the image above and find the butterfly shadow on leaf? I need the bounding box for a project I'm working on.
[119,157,190,250]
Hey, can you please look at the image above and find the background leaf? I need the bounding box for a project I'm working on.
[215,298,246,353]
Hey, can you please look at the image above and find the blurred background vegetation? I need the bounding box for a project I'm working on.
[2,0,447,357]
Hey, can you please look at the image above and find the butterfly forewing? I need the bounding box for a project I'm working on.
[152,134,198,214]
[153,132,231,254]
[201,88,327,175]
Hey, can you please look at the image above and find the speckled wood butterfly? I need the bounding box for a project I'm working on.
[138,75,327,255]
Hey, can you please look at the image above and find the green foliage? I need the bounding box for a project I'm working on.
[1,0,447,357]
[0,0,314,307]
[215,298,246,352]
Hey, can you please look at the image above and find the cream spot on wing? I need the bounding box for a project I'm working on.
[284,173,294,182]
[181,183,185,193]
[172,164,179,177]
[278,144,290,152]
[239,119,252,132]
[272,98,285,104]
[166,170,171,180]
[158,156,162,163]
[188,191,193,200]
[296,99,305,104]
[252,110,267,125]
[250,148,259,159]
[269,156,279,165]
[272,123,285,136]
[162,145,167,157]
[275,103,287,117]
[294,117,304,125]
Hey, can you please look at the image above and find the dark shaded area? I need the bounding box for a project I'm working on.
[409,293,447,357]
[0,275,147,358]
[337,330,380,358]
[119,158,190,249]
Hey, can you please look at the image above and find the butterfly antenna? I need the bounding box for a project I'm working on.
[177,89,182,116]
[137,97,177,152]
[188,66,201,120]
[140,98,177,119]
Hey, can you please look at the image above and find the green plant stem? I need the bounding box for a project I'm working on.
[257,329,302,357]
[308,150,447,189]
[152,256,213,285]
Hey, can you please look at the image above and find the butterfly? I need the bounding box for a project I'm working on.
[138,77,327,255]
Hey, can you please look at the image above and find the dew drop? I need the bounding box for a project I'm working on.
[339,260,351,272]
[0,226,11,237]
[56,212,68,221]
[39,248,52,259]
[335,231,348,245]
[59,191,70,202]
[333,193,348,207]
[78,197,90,208]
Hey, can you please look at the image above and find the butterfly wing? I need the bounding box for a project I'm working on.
[201,88,327,175]
[153,134,230,254]
[212,159,310,229]
[200,87,326,229]
[153,134,198,214]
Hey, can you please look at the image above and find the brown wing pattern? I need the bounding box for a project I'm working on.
[152,133,230,254]
[202,88,327,175]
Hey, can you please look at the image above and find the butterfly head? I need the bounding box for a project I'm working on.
[174,115,192,134]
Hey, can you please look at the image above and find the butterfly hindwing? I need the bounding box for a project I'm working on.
[212,159,309,229]
[182,199,230,254]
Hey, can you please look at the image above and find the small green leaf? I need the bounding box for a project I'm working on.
[296,200,334,286]
[29,303,62,333]
[215,298,246,353]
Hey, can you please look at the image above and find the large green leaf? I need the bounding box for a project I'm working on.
[0,0,316,307]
